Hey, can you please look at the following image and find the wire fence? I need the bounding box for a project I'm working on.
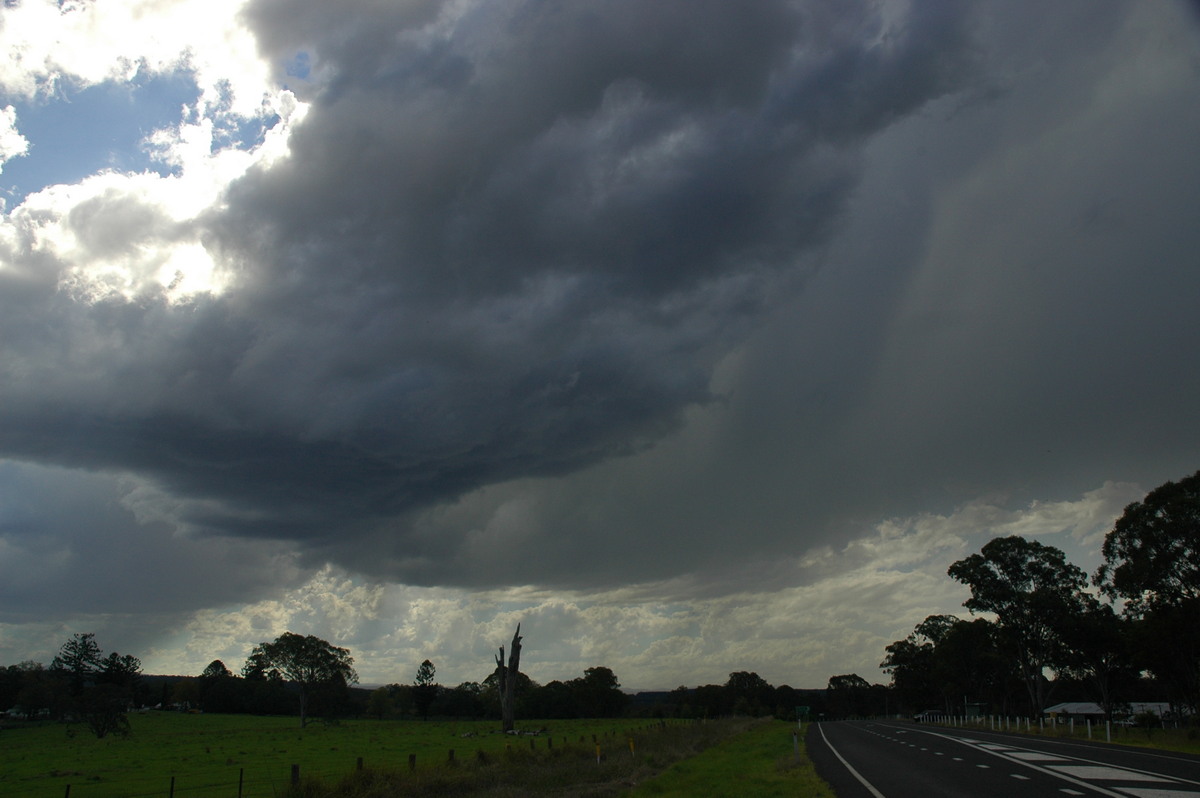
[11,722,687,798]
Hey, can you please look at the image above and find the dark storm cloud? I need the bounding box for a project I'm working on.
[19,0,1197,601]
[3,1,979,557]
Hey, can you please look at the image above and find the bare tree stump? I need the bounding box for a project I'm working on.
[495,624,523,733]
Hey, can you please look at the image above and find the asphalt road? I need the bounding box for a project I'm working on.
[807,720,1200,798]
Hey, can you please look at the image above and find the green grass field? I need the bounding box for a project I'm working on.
[0,712,664,798]
[627,720,833,798]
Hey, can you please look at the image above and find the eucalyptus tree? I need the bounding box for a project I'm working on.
[245,632,358,727]
[948,535,1092,718]
[1095,470,1200,714]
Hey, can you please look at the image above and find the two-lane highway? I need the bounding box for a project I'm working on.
[808,720,1200,798]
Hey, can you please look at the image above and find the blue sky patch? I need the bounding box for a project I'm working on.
[1,68,201,204]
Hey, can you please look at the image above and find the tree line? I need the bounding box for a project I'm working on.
[880,469,1200,722]
[2,632,827,733]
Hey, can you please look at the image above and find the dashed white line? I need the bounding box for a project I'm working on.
[1011,774,1031,780]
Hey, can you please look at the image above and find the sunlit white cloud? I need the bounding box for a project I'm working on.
[0,105,29,174]
[0,0,270,115]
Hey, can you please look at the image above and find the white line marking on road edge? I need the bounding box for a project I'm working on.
[818,723,887,798]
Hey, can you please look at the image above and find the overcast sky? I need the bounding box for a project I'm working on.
[1,0,1198,691]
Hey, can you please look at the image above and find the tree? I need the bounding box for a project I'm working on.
[948,535,1091,718]
[50,633,102,696]
[1095,470,1200,614]
[1057,601,1138,721]
[201,660,233,680]
[573,666,629,718]
[367,686,397,719]
[826,674,871,718]
[78,684,132,739]
[413,659,438,720]
[1095,471,1200,716]
[724,671,772,717]
[880,615,959,714]
[244,632,358,727]
[99,652,142,707]
[494,624,523,732]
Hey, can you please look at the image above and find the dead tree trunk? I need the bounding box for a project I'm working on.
[495,624,522,732]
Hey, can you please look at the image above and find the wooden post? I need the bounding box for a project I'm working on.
[408,753,416,770]
[448,749,455,763]
[169,776,175,798]
[238,768,244,798]
[291,764,300,785]
[64,787,71,798]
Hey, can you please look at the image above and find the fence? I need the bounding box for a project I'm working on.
[15,721,684,798]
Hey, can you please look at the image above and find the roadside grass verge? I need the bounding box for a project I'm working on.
[290,717,763,797]
[625,719,834,798]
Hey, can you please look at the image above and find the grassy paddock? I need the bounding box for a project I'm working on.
[0,712,668,798]
[291,717,794,797]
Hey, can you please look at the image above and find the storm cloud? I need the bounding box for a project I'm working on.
[1,0,1199,684]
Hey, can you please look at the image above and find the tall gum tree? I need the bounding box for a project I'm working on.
[1096,470,1200,715]
[948,535,1091,719]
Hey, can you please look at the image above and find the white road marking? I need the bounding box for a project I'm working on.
[1120,790,1200,798]
[1008,751,1066,762]
[1048,765,1172,783]
[817,724,886,798]
[1059,791,1084,796]
[1011,774,1031,780]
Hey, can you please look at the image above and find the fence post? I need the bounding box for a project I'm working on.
[449,749,455,763]
[169,775,175,798]
[408,753,416,771]
[291,764,300,785]
[64,787,71,798]
[238,768,244,798]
